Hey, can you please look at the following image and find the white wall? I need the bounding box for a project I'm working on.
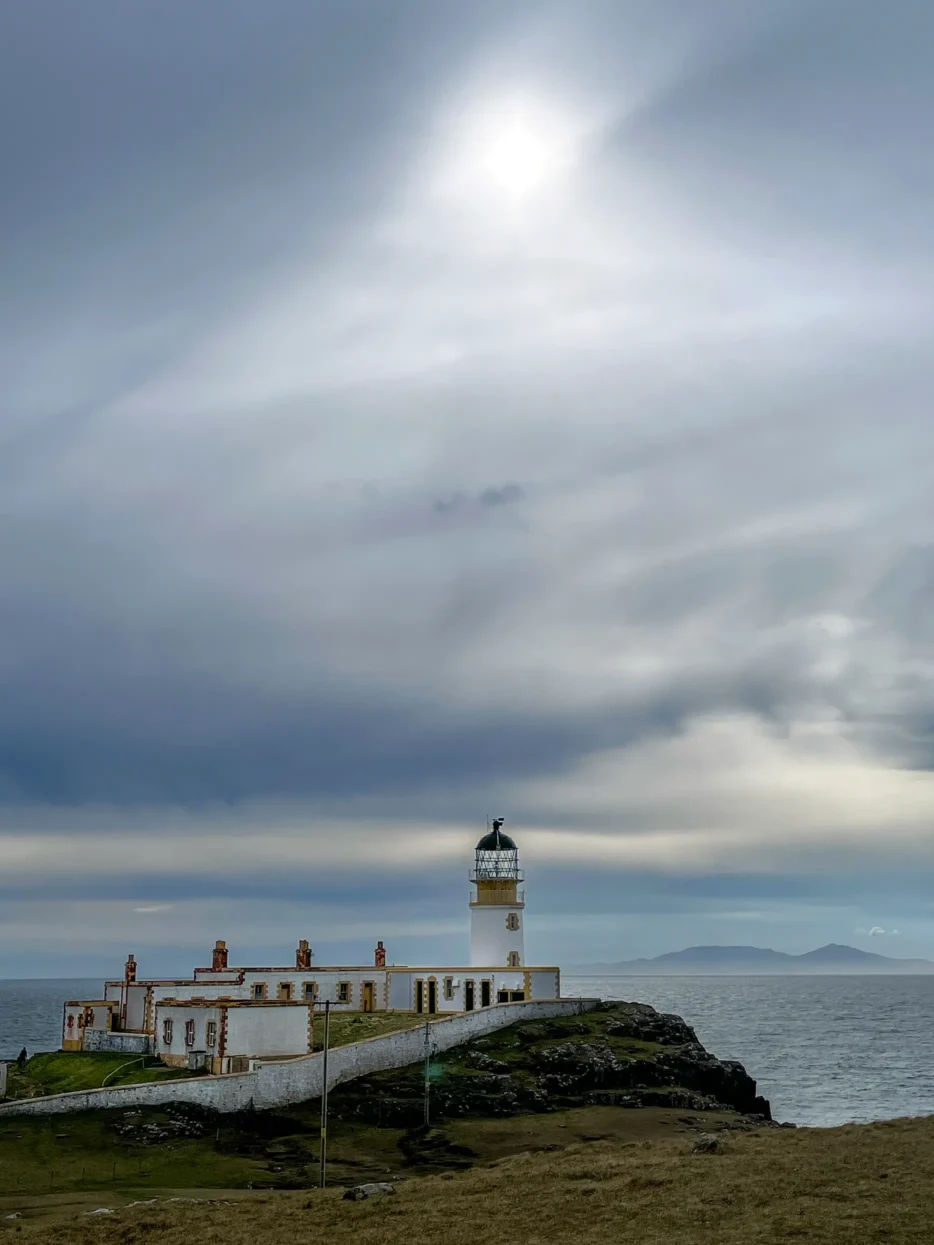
[122,985,150,1031]
[529,969,561,999]
[4,998,599,1118]
[238,969,385,1009]
[155,1004,222,1063]
[227,1006,311,1057]
[388,972,413,1009]
[470,904,525,968]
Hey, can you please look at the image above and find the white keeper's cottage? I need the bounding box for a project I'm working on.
[62,821,562,1071]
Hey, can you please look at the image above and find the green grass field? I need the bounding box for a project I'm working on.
[312,1011,424,1050]
[2,1053,195,1101]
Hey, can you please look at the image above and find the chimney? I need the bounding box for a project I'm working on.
[296,939,312,971]
[375,940,386,968]
[124,954,137,984]
[212,940,229,972]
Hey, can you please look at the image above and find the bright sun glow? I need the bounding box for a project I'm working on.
[432,92,582,208]
[481,115,560,198]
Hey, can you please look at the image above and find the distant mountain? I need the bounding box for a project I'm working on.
[570,943,934,975]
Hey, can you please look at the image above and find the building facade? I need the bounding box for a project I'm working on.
[61,824,561,1064]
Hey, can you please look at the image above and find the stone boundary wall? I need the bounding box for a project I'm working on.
[0,997,599,1118]
[83,1031,155,1056]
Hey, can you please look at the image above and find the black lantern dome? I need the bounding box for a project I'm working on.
[471,818,522,882]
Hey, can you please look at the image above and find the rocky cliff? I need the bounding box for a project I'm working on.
[328,1000,771,1127]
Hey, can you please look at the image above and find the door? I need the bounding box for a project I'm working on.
[427,979,438,1014]
[481,980,492,1008]
[464,980,475,1012]
[415,979,424,1013]
[362,981,375,1013]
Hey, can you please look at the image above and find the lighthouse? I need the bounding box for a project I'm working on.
[469,819,525,967]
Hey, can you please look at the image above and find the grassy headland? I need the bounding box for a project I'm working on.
[0,1002,765,1205]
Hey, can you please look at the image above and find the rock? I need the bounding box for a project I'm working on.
[604,1004,698,1047]
[342,1182,397,1201]
[692,1134,721,1154]
[463,1049,509,1072]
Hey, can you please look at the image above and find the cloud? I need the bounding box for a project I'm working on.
[132,905,174,915]
[3,0,934,970]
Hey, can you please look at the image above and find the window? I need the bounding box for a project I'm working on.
[507,951,521,968]
[498,989,510,1003]
[206,1021,217,1048]
[278,982,293,1001]
[443,977,454,1001]
[185,1019,196,1047]
[506,913,520,931]
[162,1018,174,1045]
[302,981,318,1001]
[337,981,351,1004]
[252,983,267,1001]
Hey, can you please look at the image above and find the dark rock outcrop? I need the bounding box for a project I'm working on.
[327,1001,771,1127]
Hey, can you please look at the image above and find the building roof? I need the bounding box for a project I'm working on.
[476,825,517,852]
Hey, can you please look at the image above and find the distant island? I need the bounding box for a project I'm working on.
[570,943,934,975]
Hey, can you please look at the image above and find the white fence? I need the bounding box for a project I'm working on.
[0,997,599,1118]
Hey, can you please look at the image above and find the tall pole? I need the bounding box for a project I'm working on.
[319,1000,331,1188]
[423,1021,431,1128]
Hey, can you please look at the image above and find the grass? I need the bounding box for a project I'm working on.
[14,1115,934,1244]
[2,1054,194,1101]
[0,1109,259,1198]
[0,1102,731,1201]
[313,1011,424,1051]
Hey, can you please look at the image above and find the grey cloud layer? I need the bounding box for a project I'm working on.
[2,1,933,968]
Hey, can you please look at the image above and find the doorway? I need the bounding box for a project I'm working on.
[427,979,438,1014]
[362,981,375,1013]
[464,980,475,1011]
[480,980,492,1008]
[415,979,424,1013]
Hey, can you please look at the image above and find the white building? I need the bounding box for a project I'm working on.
[62,823,561,1066]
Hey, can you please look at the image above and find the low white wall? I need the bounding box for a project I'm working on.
[83,1030,154,1056]
[0,997,598,1118]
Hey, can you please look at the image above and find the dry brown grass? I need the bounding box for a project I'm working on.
[20,1114,934,1245]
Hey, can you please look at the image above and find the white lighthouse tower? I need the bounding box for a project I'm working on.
[469,819,525,968]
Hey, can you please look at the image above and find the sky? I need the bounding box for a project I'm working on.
[2,0,933,977]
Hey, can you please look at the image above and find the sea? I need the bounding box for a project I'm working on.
[3,974,934,1127]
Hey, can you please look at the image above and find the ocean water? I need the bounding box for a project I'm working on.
[3,975,934,1127]
[0,980,100,1063]
[566,975,934,1127]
